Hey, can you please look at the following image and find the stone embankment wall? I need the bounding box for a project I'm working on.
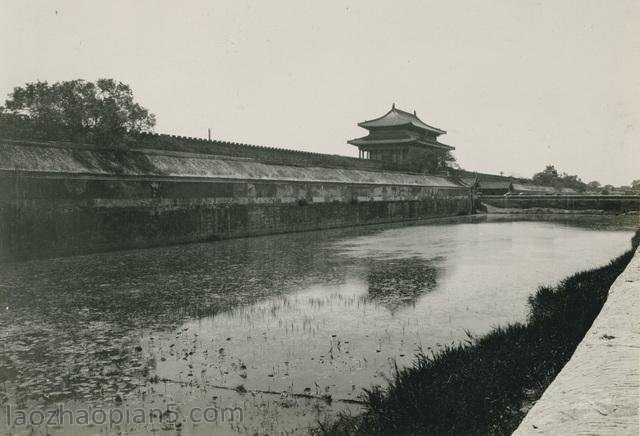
[481,195,639,213]
[0,139,472,261]
[514,246,640,435]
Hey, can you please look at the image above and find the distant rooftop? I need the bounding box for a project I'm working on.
[358,104,446,135]
[479,180,513,190]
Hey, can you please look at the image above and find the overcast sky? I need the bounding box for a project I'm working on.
[1,1,638,185]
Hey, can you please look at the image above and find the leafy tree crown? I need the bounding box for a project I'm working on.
[0,79,155,146]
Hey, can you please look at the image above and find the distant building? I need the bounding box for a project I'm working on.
[477,180,513,195]
[559,187,578,195]
[511,183,557,195]
[348,104,454,167]
[459,175,480,190]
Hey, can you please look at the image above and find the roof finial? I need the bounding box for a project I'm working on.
[392,103,395,109]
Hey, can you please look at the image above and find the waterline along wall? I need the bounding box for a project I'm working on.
[481,195,640,213]
[0,139,473,261]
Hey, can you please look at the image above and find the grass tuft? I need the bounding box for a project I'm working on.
[315,229,639,436]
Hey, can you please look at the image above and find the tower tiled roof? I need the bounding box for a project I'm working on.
[358,104,446,135]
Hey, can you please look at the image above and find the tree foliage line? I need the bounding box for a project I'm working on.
[0,79,636,188]
[0,79,155,146]
[532,165,638,194]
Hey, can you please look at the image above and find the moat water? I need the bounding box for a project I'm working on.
[0,214,637,434]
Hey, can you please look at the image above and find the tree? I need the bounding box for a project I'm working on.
[587,180,601,190]
[601,184,615,195]
[631,179,640,192]
[532,165,559,186]
[0,79,155,145]
[403,149,457,173]
[532,164,587,192]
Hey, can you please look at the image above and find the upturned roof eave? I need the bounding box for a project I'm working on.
[348,137,417,145]
[356,106,447,135]
[357,120,446,135]
[348,137,455,151]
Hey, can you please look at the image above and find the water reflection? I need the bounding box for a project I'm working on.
[0,214,637,433]
[0,231,350,405]
[365,257,439,311]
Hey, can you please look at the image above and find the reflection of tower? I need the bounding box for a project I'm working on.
[348,104,455,165]
[365,257,438,312]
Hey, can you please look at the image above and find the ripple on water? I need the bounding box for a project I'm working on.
[0,214,636,433]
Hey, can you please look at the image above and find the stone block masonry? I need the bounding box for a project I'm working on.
[0,139,472,261]
[0,197,469,261]
[514,246,640,436]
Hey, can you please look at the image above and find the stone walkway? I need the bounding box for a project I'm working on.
[514,246,640,435]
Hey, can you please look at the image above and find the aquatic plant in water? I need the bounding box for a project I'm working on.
[316,229,640,436]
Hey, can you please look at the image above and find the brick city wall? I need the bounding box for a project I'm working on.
[0,175,471,261]
[0,138,472,261]
[133,133,394,171]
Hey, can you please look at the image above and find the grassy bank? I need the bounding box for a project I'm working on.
[316,230,640,436]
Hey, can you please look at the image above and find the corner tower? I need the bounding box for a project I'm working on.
[348,104,454,167]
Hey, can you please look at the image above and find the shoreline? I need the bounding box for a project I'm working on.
[514,243,640,435]
[317,229,640,435]
[481,202,640,216]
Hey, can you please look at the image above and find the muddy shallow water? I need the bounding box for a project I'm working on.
[0,214,637,434]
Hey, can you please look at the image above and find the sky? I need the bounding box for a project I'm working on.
[1,0,638,185]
